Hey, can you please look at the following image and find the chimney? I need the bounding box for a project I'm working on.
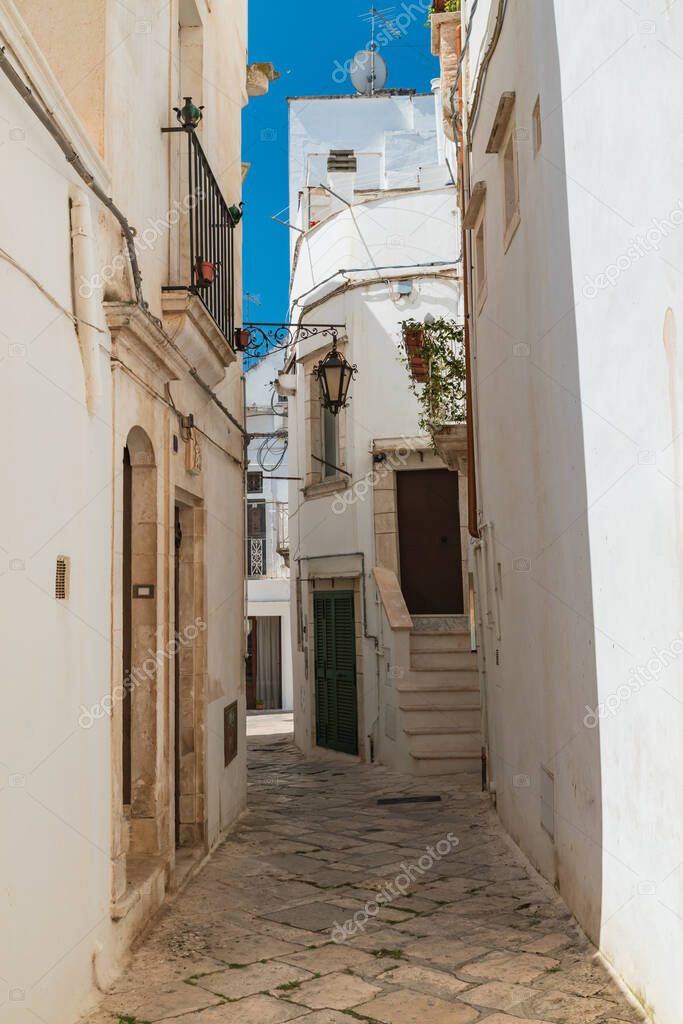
[326,149,357,208]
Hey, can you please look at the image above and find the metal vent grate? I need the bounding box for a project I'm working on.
[55,556,70,600]
[327,149,357,172]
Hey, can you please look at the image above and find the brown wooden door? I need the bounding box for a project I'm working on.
[396,469,463,615]
[246,617,257,710]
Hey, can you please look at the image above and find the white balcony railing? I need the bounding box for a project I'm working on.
[248,537,265,576]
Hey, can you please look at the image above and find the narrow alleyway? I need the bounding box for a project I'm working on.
[87,729,643,1024]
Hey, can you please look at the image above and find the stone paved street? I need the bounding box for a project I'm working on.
[85,731,645,1024]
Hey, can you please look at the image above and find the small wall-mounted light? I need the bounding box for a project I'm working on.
[313,340,358,416]
[174,96,204,129]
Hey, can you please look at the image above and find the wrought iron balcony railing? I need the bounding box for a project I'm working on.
[162,125,239,347]
[248,537,265,577]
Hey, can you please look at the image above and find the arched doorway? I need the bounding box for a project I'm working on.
[122,426,160,854]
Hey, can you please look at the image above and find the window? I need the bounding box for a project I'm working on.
[321,405,339,478]
[304,356,347,493]
[532,96,542,155]
[247,470,263,493]
[474,210,487,312]
[247,500,266,576]
[502,124,520,250]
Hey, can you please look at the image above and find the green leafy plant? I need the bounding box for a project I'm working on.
[399,317,466,433]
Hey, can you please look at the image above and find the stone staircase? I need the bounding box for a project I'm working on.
[397,615,482,776]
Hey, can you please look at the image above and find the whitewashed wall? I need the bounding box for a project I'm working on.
[462,1,683,1020]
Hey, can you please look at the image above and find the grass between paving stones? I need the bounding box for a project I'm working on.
[116,1017,150,1024]
[373,949,404,959]
[342,1011,382,1024]
[276,980,303,991]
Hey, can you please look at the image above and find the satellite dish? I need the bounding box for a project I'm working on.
[350,48,387,95]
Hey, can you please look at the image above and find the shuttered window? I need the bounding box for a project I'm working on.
[313,591,358,755]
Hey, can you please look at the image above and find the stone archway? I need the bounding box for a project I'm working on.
[122,426,161,856]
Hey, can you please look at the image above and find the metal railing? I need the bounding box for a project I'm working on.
[248,537,265,577]
[276,502,289,560]
[163,127,237,346]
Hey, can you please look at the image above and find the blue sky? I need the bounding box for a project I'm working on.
[242,0,440,326]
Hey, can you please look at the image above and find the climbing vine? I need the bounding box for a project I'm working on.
[399,317,466,433]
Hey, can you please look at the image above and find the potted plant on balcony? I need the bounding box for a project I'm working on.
[402,319,429,382]
[399,316,466,436]
[427,0,461,21]
[194,257,216,288]
[255,699,265,711]
[234,328,251,351]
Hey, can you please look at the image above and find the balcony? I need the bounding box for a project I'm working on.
[162,126,239,385]
[248,537,266,577]
[276,502,290,567]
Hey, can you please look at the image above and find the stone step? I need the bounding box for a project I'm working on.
[411,751,482,776]
[411,614,469,634]
[408,731,482,756]
[410,650,477,670]
[410,631,472,653]
[397,688,480,711]
[406,669,480,690]
[404,724,479,736]
[402,707,482,731]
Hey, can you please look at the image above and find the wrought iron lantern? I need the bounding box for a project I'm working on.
[313,340,357,415]
[174,96,204,129]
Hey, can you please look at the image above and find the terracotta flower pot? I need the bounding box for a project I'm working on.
[403,325,429,382]
[234,328,251,351]
[194,258,215,288]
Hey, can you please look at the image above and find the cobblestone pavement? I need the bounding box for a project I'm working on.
[86,734,645,1024]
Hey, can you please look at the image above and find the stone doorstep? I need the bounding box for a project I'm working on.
[111,854,166,922]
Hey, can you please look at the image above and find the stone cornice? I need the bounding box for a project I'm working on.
[105,301,186,388]
[161,290,236,388]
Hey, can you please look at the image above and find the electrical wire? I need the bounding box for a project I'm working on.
[0,245,106,333]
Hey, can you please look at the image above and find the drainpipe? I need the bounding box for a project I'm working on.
[70,188,104,415]
[450,23,480,542]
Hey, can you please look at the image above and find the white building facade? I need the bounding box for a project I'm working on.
[448,2,683,1021]
[0,2,269,1020]
[285,89,481,774]
[246,350,293,712]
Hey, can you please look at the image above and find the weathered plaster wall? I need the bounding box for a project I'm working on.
[0,23,113,1022]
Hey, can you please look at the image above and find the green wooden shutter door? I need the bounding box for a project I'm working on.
[314,592,358,755]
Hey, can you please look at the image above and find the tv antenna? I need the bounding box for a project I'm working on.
[350,6,396,95]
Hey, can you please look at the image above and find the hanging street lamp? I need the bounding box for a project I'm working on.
[313,339,358,415]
